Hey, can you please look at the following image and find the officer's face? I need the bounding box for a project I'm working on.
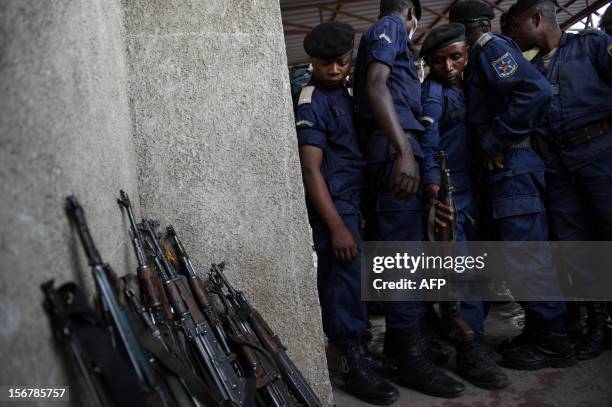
[511,10,540,51]
[428,41,468,87]
[311,52,352,89]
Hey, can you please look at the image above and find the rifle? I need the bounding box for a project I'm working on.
[166,225,232,355]
[42,280,109,407]
[117,191,178,354]
[208,266,293,407]
[141,219,247,406]
[430,153,474,342]
[66,196,157,387]
[210,263,322,407]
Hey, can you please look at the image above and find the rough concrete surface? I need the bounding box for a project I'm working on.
[123,0,333,404]
[0,0,138,405]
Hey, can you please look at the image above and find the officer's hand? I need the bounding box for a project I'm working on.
[425,184,440,200]
[330,223,357,262]
[434,202,454,229]
[484,152,504,170]
[392,153,420,201]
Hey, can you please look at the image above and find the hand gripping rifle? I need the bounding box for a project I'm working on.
[430,153,474,342]
[141,220,246,406]
[210,263,322,407]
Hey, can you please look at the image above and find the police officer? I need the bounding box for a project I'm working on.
[354,0,466,398]
[510,0,612,361]
[294,21,400,405]
[419,23,509,389]
[449,0,575,370]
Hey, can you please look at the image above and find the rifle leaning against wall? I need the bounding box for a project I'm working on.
[141,219,248,406]
[210,263,323,407]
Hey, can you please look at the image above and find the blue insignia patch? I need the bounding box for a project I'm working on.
[296,120,314,129]
[491,52,518,78]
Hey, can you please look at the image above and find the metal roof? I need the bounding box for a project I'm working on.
[281,0,610,66]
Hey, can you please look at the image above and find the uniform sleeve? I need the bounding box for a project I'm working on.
[366,20,402,68]
[295,103,327,149]
[590,32,612,85]
[419,84,444,185]
[477,40,553,154]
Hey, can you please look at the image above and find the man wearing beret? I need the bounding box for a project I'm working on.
[295,21,400,405]
[419,23,509,389]
[449,0,574,371]
[354,0,467,399]
[509,0,612,362]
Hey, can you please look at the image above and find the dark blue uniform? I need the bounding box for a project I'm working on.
[354,15,426,329]
[531,31,612,290]
[464,33,564,321]
[420,79,487,337]
[295,81,368,341]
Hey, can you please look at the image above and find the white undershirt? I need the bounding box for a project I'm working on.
[542,47,558,69]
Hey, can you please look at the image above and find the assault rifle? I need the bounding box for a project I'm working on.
[117,191,178,355]
[210,263,322,407]
[141,220,247,406]
[431,153,474,342]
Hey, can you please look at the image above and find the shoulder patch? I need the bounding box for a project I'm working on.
[298,86,316,106]
[491,51,518,78]
[608,43,612,57]
[477,33,493,48]
[296,119,315,129]
[347,87,353,97]
[378,32,392,44]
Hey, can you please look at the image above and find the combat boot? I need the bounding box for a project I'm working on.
[574,302,612,360]
[501,320,576,370]
[339,339,399,405]
[456,340,509,390]
[385,327,465,398]
[384,326,448,365]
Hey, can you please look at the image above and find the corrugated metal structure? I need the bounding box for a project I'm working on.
[281,0,610,66]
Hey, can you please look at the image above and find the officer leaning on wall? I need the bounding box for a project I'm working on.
[293,21,401,405]
[508,0,612,361]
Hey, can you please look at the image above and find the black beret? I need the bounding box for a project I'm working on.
[449,0,495,24]
[512,0,558,17]
[303,21,355,59]
[420,23,466,58]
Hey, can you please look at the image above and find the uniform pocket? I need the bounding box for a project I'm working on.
[489,172,545,219]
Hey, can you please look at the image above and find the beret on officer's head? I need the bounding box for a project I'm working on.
[303,21,355,59]
[420,23,466,58]
[449,0,495,23]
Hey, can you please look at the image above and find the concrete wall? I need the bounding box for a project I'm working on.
[123,0,332,402]
[0,0,139,402]
[0,0,332,404]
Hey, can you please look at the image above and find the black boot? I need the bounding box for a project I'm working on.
[501,320,576,370]
[385,328,465,398]
[456,341,509,390]
[339,339,400,405]
[384,326,449,365]
[574,302,612,360]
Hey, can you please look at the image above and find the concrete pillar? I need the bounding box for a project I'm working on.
[123,0,332,403]
[1,0,332,404]
[0,0,138,402]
